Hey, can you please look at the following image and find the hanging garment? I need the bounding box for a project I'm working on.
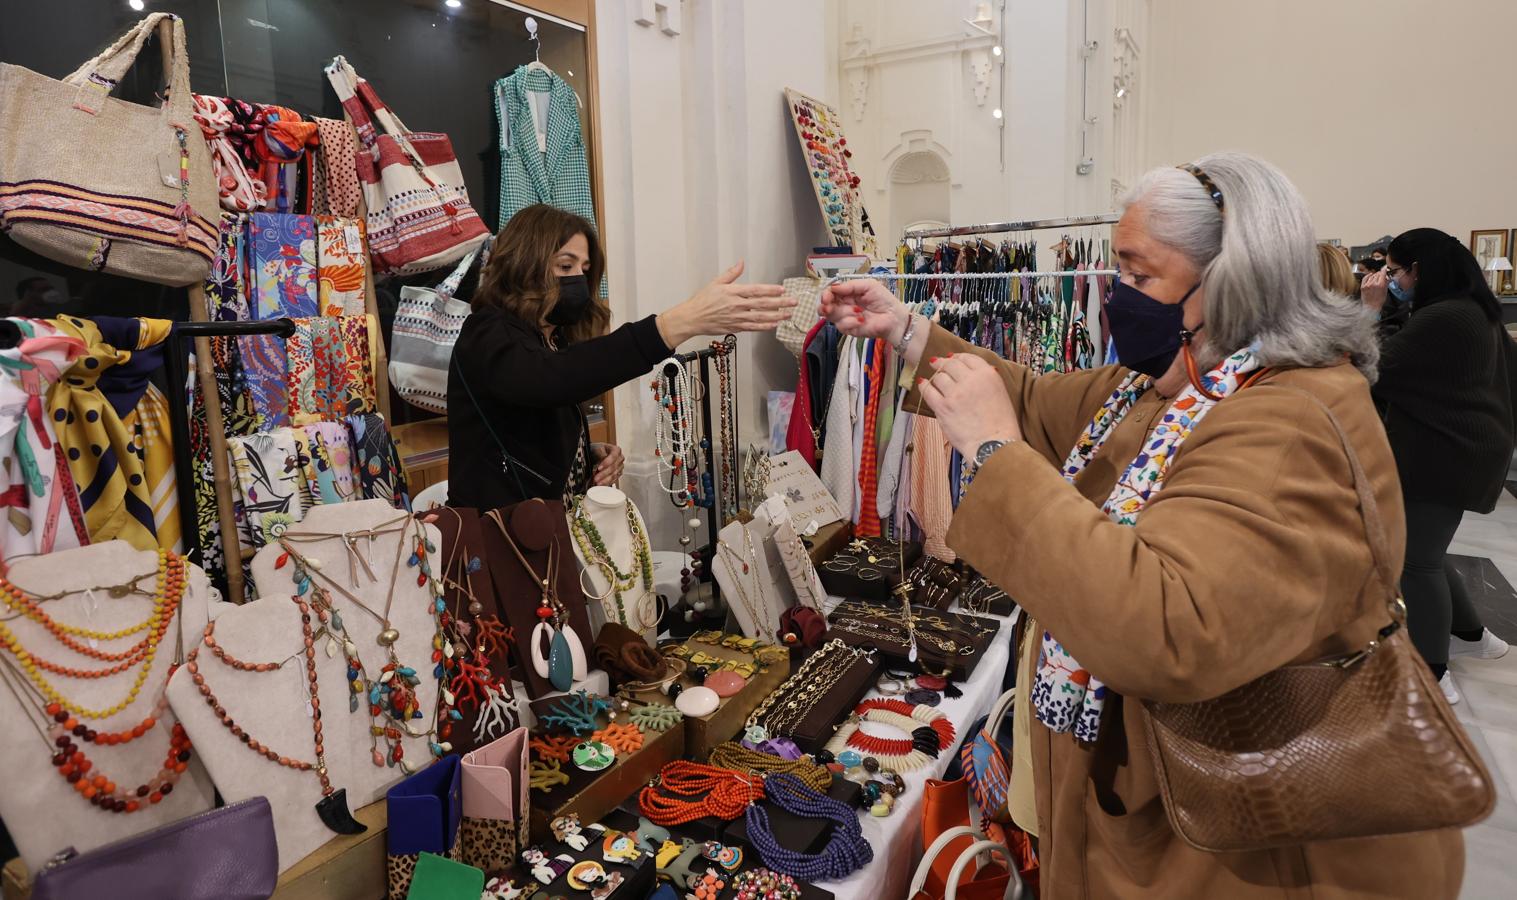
[247,212,319,319]
[228,427,306,547]
[316,215,368,317]
[849,340,868,523]
[0,319,88,563]
[805,322,842,451]
[494,66,596,229]
[784,318,825,469]
[819,337,857,519]
[347,412,410,510]
[46,316,180,552]
[300,421,357,506]
[883,409,914,537]
[205,213,253,322]
[908,415,955,563]
[855,339,887,538]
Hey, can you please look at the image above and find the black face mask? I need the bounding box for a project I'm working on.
[1105,280,1201,377]
[546,274,592,327]
[1362,258,1386,273]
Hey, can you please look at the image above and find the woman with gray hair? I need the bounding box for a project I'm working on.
[821,152,1467,897]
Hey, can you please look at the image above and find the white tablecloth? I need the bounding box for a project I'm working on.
[816,606,1016,900]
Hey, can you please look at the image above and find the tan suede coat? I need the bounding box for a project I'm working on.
[913,325,1464,899]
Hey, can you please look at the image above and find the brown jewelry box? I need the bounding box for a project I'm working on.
[802,519,853,566]
[528,709,686,845]
[827,603,1001,680]
[776,650,883,754]
[622,639,792,762]
[815,537,923,603]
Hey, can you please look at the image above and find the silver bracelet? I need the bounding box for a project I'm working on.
[893,312,919,357]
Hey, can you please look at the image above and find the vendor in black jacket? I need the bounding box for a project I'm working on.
[448,204,793,511]
[1361,227,1516,699]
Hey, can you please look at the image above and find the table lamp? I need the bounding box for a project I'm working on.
[1485,256,1512,295]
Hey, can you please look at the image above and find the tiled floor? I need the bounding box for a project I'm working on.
[1449,487,1517,898]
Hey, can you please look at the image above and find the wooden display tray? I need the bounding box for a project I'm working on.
[625,640,791,761]
[2,801,389,900]
[802,519,852,568]
[529,710,686,844]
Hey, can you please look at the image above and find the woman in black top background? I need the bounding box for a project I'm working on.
[448,204,793,511]
[1362,228,1516,702]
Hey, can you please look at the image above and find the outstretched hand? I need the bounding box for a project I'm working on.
[818,278,909,343]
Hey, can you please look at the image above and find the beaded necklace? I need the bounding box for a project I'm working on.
[0,550,185,719]
[276,515,455,768]
[185,596,365,834]
[651,357,698,509]
[823,698,954,773]
[744,773,873,881]
[706,742,831,792]
[711,336,739,524]
[569,497,655,630]
[637,760,764,825]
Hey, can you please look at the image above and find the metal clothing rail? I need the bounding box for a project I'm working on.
[839,269,1117,281]
[163,316,296,604]
[903,213,1119,240]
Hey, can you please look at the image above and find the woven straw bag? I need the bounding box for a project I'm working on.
[0,13,218,286]
[323,55,488,275]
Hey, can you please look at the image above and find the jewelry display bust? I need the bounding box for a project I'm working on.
[710,516,790,643]
[0,541,216,874]
[567,486,658,640]
[174,500,445,872]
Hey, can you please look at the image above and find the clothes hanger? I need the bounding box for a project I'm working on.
[518,17,584,110]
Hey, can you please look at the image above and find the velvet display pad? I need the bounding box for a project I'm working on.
[827,603,1001,680]
[600,810,837,900]
[784,652,882,753]
[428,507,509,755]
[815,537,922,603]
[479,498,594,699]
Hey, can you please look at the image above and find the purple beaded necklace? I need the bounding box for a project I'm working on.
[745,773,873,881]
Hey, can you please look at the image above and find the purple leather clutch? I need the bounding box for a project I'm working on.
[30,796,278,900]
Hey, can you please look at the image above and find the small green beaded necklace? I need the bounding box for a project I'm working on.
[570,498,655,627]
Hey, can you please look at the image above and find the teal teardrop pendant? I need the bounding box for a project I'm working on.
[548,628,574,691]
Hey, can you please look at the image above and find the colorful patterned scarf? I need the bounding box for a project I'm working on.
[248,213,319,319]
[347,412,410,510]
[316,216,368,317]
[1031,347,1261,743]
[227,428,306,548]
[300,421,357,505]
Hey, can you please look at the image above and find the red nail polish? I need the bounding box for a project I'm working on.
[929,357,939,363]
[917,377,926,384]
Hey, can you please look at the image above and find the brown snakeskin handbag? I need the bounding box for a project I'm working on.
[1141,392,1495,853]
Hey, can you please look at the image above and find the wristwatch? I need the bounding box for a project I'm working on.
[974,439,1007,469]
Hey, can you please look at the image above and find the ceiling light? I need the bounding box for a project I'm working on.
[128,0,145,10]
[445,0,461,8]
[1115,87,1127,99]
[992,108,1003,119]
[992,45,1002,56]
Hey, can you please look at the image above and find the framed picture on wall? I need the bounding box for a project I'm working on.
[1470,229,1508,272]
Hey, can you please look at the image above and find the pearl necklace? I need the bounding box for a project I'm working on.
[651,357,697,507]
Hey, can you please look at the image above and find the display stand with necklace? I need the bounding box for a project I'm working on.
[488,507,587,692]
[253,504,445,781]
[480,498,602,701]
[167,583,373,873]
[0,542,216,875]
[568,487,658,638]
[710,518,788,644]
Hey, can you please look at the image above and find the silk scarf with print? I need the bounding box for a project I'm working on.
[1030,347,1261,743]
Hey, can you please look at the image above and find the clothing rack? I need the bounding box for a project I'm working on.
[902,212,1120,240]
[839,269,1116,281]
[163,311,297,606]
[668,336,739,605]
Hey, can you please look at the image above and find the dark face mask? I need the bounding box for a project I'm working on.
[546,274,592,327]
[1105,279,1201,377]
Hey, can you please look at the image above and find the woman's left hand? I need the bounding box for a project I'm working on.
[918,354,1024,458]
[591,443,625,486]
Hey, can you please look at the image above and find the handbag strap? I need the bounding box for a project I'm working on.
[324,56,422,161]
[983,687,1016,735]
[942,840,1024,900]
[64,14,193,125]
[436,236,493,302]
[1274,387,1401,622]
[908,826,987,896]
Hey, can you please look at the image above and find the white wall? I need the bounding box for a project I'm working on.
[1144,0,1517,248]
[837,0,1144,264]
[595,0,834,544]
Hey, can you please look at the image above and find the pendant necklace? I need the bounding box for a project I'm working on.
[568,497,657,632]
[488,510,587,692]
[427,508,519,741]
[277,515,457,767]
[184,596,366,834]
